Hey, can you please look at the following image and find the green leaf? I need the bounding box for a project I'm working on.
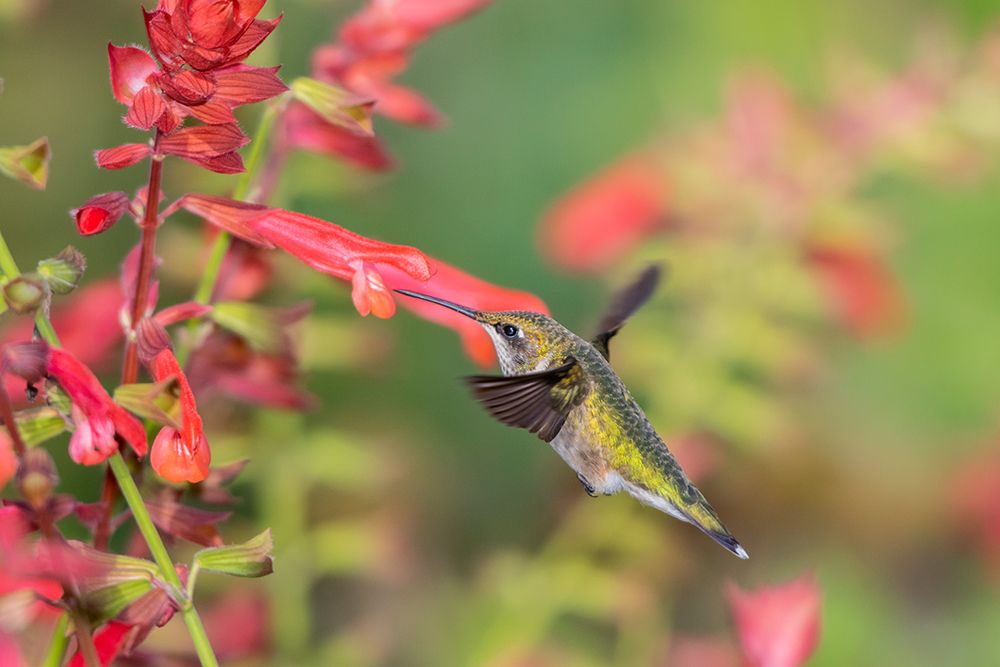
[289,77,375,137]
[113,379,180,427]
[15,407,67,446]
[193,529,274,579]
[0,136,50,189]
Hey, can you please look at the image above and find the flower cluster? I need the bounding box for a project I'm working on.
[99,0,285,173]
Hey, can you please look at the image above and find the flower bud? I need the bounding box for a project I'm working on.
[17,447,58,510]
[0,136,50,189]
[2,274,47,314]
[37,246,87,295]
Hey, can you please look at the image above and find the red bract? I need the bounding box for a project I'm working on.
[94,143,153,170]
[806,240,905,338]
[107,44,159,104]
[380,258,549,367]
[243,208,433,318]
[45,348,148,465]
[727,574,821,667]
[538,154,669,273]
[71,191,131,236]
[141,326,211,483]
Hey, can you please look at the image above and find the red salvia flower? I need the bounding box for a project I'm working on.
[539,153,670,273]
[726,573,821,667]
[139,322,211,483]
[277,102,393,171]
[44,348,148,465]
[380,258,549,367]
[71,191,132,236]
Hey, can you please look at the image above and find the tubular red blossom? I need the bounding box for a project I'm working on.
[95,143,153,170]
[143,335,211,483]
[380,258,549,367]
[806,241,905,338]
[45,349,148,464]
[107,43,159,105]
[71,191,132,236]
[539,154,669,273]
[248,208,433,290]
[727,574,821,667]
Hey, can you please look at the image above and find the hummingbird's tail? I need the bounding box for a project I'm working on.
[681,497,749,560]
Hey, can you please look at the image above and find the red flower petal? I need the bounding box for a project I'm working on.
[71,191,131,236]
[143,9,185,71]
[186,99,237,124]
[280,103,393,171]
[174,193,274,247]
[158,69,217,105]
[124,85,167,130]
[107,43,159,104]
[392,0,493,31]
[159,123,249,159]
[94,143,152,170]
[212,64,288,107]
[186,0,239,48]
[539,153,669,273]
[727,574,821,667]
[248,208,432,283]
[180,150,246,174]
[349,74,442,127]
[226,15,282,64]
[380,258,549,367]
[350,261,396,318]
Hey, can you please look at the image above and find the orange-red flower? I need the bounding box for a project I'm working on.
[726,573,821,667]
[44,348,148,465]
[538,153,669,272]
[71,191,132,236]
[0,429,16,490]
[141,324,211,483]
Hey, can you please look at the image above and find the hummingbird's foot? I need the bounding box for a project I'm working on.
[577,474,597,497]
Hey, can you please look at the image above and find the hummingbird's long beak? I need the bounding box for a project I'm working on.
[394,290,480,320]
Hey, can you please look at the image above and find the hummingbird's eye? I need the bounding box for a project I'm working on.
[498,323,519,338]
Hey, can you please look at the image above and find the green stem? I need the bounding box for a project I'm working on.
[41,613,70,667]
[108,454,220,667]
[180,102,281,365]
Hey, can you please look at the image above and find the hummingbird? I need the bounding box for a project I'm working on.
[396,266,748,559]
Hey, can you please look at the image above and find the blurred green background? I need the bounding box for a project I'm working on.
[2,0,1000,665]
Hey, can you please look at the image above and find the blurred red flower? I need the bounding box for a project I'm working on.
[67,621,131,667]
[44,348,148,465]
[726,573,821,667]
[806,240,905,338]
[380,258,549,368]
[277,101,393,171]
[0,506,67,622]
[538,154,669,273]
[0,429,17,490]
[950,446,1000,569]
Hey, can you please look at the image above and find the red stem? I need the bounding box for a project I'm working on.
[95,134,164,549]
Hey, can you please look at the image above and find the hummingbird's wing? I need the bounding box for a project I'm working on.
[464,357,585,442]
[592,264,662,360]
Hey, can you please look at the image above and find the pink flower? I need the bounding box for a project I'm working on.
[538,154,669,272]
[45,348,148,465]
[727,573,821,667]
[380,257,549,368]
[67,621,131,667]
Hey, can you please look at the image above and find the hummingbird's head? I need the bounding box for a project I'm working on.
[394,290,572,374]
